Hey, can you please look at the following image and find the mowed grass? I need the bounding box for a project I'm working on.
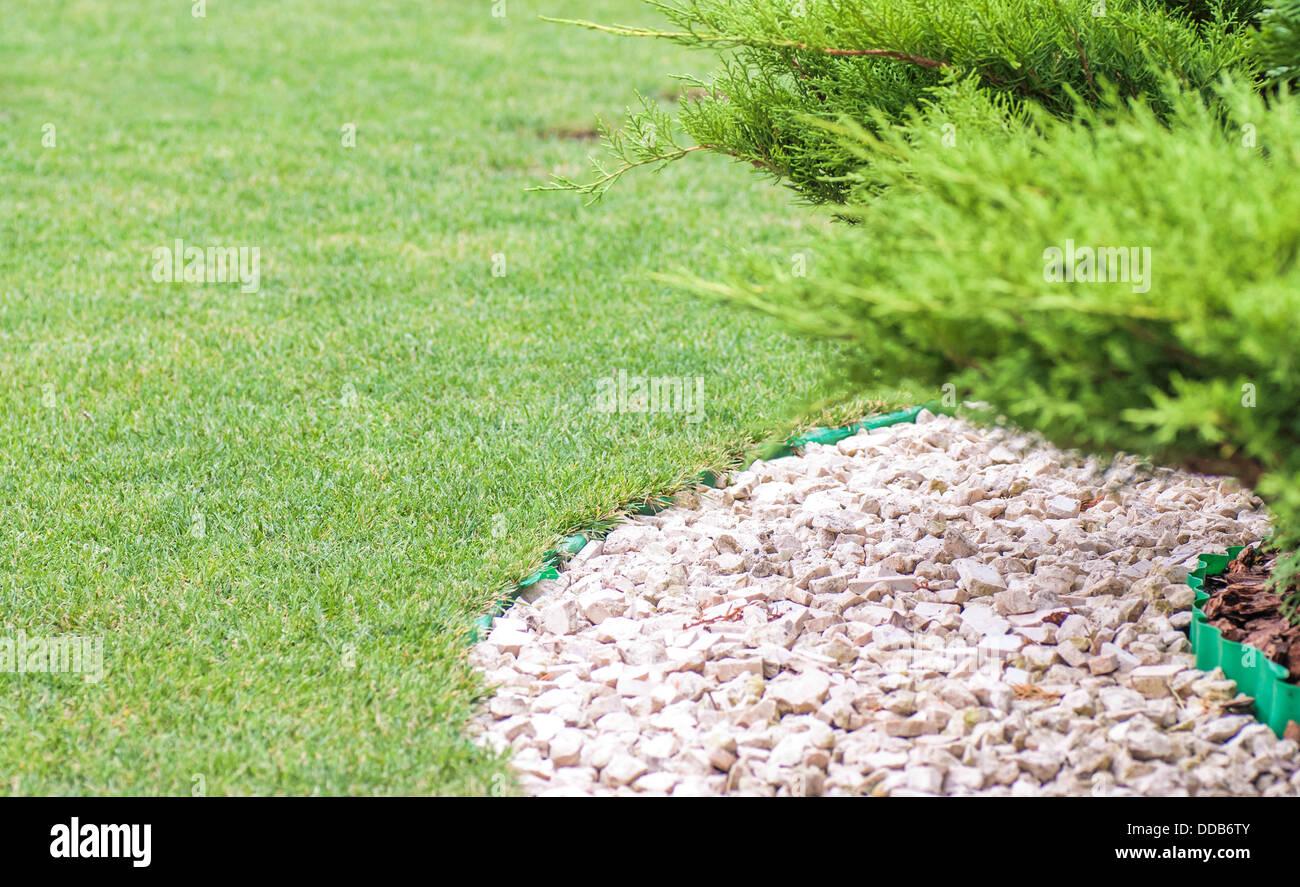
[0,0,869,794]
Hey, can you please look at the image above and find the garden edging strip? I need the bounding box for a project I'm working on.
[1188,547,1300,737]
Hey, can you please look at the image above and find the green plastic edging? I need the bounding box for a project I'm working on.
[1187,545,1300,737]
[469,402,942,643]
[778,404,931,456]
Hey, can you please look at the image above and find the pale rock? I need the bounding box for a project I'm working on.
[766,670,832,714]
[714,553,746,575]
[542,599,583,636]
[978,634,1025,658]
[579,588,627,625]
[942,529,978,560]
[1057,639,1090,668]
[993,587,1035,616]
[906,766,945,794]
[988,445,1018,464]
[602,525,653,555]
[486,621,532,656]
[1045,495,1080,520]
[1018,751,1063,782]
[1083,575,1127,597]
[488,694,528,719]
[953,559,1007,597]
[601,754,649,787]
[1116,719,1175,762]
[633,771,680,794]
[499,716,535,742]
[1129,664,1184,698]
[549,729,584,767]
[593,617,641,644]
[947,765,986,792]
[1164,585,1196,610]
[1197,716,1253,744]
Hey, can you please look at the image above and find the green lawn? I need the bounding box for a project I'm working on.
[0,0,873,794]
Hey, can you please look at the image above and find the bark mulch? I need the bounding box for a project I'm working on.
[1202,544,1300,681]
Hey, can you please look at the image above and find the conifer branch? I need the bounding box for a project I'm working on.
[541,17,950,68]
[530,144,711,204]
[539,1,1269,202]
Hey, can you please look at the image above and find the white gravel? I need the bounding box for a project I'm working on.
[470,410,1298,796]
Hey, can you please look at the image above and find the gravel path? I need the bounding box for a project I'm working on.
[470,411,1298,796]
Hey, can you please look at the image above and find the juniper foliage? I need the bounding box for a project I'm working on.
[1256,0,1300,84]
[545,0,1258,203]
